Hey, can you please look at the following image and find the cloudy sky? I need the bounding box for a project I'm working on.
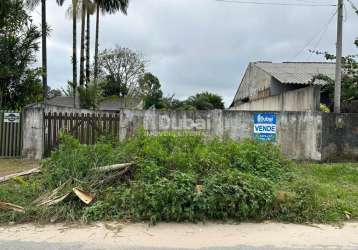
[32,0,358,106]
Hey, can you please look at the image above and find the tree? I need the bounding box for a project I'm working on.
[47,88,62,98]
[93,0,129,88]
[64,0,94,106]
[79,0,95,87]
[78,82,100,109]
[0,0,43,109]
[26,0,62,102]
[315,48,358,112]
[186,92,225,110]
[139,72,163,109]
[85,1,95,86]
[97,46,146,97]
[62,0,79,100]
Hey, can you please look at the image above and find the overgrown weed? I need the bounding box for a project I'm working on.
[1,131,357,224]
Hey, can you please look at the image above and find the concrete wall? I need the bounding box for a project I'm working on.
[321,113,358,161]
[22,107,358,162]
[231,86,320,112]
[22,107,44,160]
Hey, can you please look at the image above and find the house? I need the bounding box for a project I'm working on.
[230,61,335,112]
[29,96,144,111]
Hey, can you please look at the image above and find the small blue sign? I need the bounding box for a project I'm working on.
[253,113,277,142]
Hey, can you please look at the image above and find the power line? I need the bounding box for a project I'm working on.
[216,0,336,7]
[293,9,337,59]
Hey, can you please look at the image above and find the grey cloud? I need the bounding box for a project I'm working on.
[34,0,358,106]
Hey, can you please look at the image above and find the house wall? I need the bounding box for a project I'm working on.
[232,63,272,103]
[231,86,320,112]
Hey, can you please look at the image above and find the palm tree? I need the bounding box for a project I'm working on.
[78,0,95,87]
[64,0,79,107]
[93,0,129,86]
[25,0,52,102]
[85,2,96,87]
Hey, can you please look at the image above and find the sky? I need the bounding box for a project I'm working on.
[32,0,358,106]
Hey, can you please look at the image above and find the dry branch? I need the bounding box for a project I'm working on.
[33,179,73,207]
[0,168,41,184]
[0,201,25,213]
[92,163,133,173]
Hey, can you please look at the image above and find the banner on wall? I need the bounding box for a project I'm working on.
[3,112,20,123]
[253,113,277,142]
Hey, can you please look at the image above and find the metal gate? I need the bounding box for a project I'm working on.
[44,112,120,156]
[0,111,23,157]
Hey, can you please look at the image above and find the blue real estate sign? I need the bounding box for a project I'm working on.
[253,113,277,142]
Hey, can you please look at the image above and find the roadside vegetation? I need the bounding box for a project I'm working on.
[0,132,358,224]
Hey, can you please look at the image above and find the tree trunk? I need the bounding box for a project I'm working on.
[41,0,47,103]
[79,1,86,87]
[94,4,100,86]
[0,88,3,109]
[85,11,90,87]
[94,4,100,105]
[72,0,77,107]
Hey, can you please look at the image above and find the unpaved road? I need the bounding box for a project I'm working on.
[1,222,358,249]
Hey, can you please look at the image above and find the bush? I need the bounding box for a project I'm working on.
[0,131,299,224]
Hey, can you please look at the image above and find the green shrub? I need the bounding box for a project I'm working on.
[84,169,275,224]
[1,131,313,224]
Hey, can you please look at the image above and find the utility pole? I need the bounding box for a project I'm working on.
[334,0,344,113]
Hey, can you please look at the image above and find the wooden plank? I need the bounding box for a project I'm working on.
[69,113,74,137]
[80,113,85,144]
[109,113,113,136]
[114,113,119,139]
[4,119,9,156]
[91,113,96,144]
[9,120,14,156]
[53,112,58,151]
[47,113,52,156]
[0,111,4,156]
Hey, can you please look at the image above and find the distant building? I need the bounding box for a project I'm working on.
[230,62,335,112]
[97,97,144,111]
[30,96,144,111]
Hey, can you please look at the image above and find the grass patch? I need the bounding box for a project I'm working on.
[0,131,357,225]
[0,159,39,177]
[274,163,358,223]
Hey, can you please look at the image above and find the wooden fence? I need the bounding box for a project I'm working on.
[44,112,120,156]
[0,111,23,157]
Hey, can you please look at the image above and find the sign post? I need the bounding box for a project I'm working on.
[253,113,277,142]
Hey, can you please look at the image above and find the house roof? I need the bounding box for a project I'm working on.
[47,96,79,108]
[254,62,336,85]
[98,97,143,111]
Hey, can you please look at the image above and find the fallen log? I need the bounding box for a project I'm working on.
[0,201,25,213]
[0,168,41,184]
[92,163,133,173]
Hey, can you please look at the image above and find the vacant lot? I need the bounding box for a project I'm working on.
[0,133,358,225]
[0,159,39,177]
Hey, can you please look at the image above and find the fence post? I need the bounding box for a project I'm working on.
[22,106,44,160]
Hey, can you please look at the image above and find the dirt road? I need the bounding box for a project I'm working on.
[1,222,358,249]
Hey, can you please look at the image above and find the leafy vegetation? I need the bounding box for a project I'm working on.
[1,132,358,225]
[275,163,358,223]
[0,0,43,109]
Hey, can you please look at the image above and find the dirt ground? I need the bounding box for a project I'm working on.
[0,159,39,177]
[1,222,358,249]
